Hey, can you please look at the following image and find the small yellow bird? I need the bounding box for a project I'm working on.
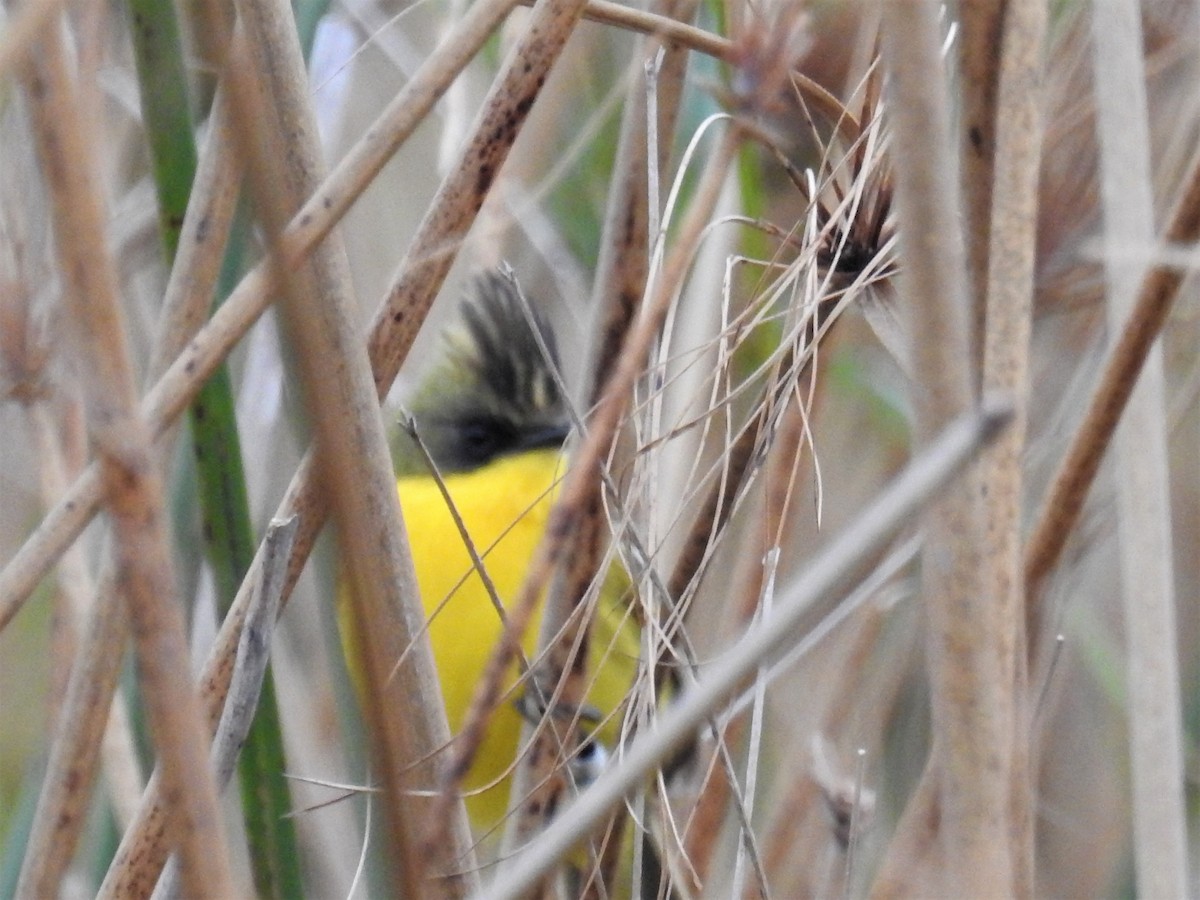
[343,270,639,834]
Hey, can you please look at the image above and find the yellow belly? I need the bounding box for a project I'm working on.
[347,449,638,832]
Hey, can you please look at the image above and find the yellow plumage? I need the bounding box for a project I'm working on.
[397,447,637,830]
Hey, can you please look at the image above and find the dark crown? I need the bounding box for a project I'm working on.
[403,269,570,474]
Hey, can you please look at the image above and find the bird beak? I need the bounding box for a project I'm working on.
[516,422,571,452]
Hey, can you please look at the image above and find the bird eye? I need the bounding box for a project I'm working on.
[458,419,511,467]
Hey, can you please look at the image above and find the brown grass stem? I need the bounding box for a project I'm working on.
[877,1,1008,893]
[1023,151,1200,611]
[17,561,135,895]
[148,86,242,383]
[957,0,1003,373]
[557,0,853,137]
[363,0,592,393]
[23,403,146,832]
[979,0,1047,890]
[16,20,234,899]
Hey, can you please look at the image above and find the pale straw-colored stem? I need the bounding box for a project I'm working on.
[24,402,145,832]
[1089,0,1187,892]
[1022,149,1200,608]
[16,18,234,899]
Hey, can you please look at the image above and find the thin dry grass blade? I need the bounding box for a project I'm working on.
[483,402,1011,900]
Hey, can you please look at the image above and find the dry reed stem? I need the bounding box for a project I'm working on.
[485,404,1011,900]
[18,561,135,895]
[16,19,234,899]
[979,0,1047,891]
[23,403,146,832]
[878,1,1008,894]
[957,0,1003,373]
[5,30,236,884]
[363,0,592,393]
[1089,0,1186,892]
[0,0,524,632]
[585,34,678,392]
[224,0,476,886]
[0,0,67,82]
[1023,151,1200,613]
[442,126,741,872]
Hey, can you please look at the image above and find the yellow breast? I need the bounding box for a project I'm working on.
[395,449,638,832]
